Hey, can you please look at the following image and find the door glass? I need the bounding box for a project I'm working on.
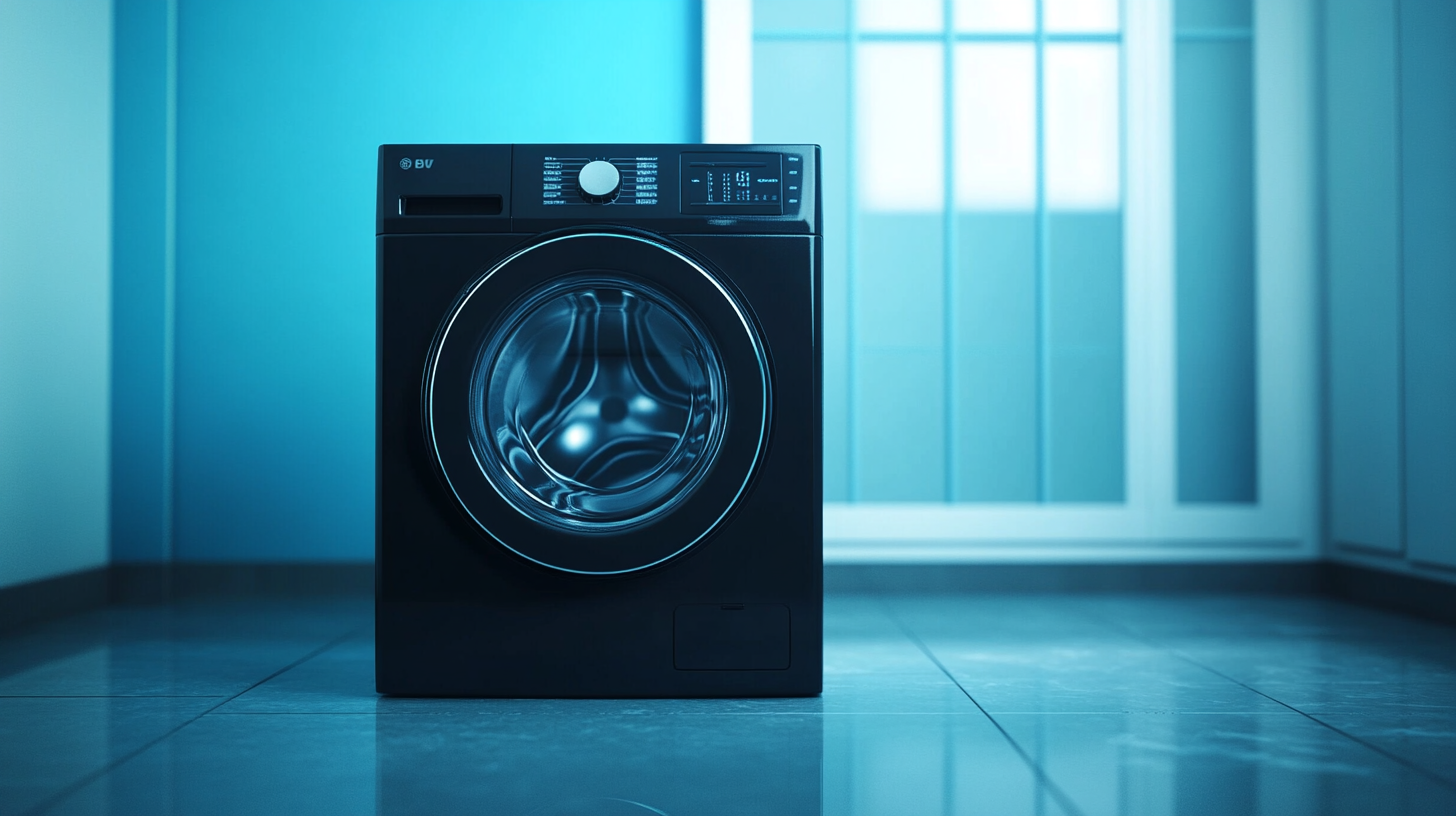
[470,275,728,531]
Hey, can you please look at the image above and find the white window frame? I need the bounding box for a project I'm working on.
[703,0,1318,563]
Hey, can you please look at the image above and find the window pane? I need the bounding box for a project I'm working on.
[753,0,847,34]
[1045,0,1120,33]
[954,43,1035,210]
[858,0,942,33]
[956,212,1039,500]
[857,43,944,212]
[857,215,946,501]
[1175,40,1256,502]
[953,0,1033,33]
[1044,43,1120,209]
[855,42,946,500]
[1047,212,1125,501]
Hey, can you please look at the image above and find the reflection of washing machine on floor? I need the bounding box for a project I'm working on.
[376,144,821,696]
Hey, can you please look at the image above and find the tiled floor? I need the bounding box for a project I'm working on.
[2,593,1455,815]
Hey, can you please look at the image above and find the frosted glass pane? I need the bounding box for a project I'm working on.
[753,0,847,34]
[858,214,945,500]
[857,43,944,212]
[858,0,942,32]
[1046,212,1125,501]
[954,0,1033,33]
[956,213,1038,501]
[954,44,1035,210]
[1044,44,1120,208]
[1175,41,1256,502]
[1045,0,1120,32]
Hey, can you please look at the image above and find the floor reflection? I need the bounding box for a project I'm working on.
[3,594,1456,815]
[376,710,822,816]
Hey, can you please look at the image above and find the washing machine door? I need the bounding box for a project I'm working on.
[425,231,770,575]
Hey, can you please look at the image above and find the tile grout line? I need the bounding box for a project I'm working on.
[879,602,1089,816]
[1099,616,1456,792]
[20,629,362,816]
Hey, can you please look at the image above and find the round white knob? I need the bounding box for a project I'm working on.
[578,160,621,202]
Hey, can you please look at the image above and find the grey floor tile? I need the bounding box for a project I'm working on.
[0,599,364,697]
[42,707,1075,816]
[212,639,377,714]
[8,591,1456,816]
[1171,641,1456,690]
[888,595,1125,641]
[0,639,339,697]
[994,710,1456,816]
[0,696,216,816]
[44,711,825,816]
[219,630,977,715]
[1252,681,1456,716]
[1316,708,1456,786]
[920,640,1283,713]
[822,712,1075,816]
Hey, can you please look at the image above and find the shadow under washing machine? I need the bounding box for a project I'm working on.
[376,144,822,696]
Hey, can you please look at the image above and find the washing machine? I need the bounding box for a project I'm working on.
[375,144,822,697]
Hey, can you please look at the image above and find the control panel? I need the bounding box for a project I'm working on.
[541,155,660,207]
[680,153,789,215]
[379,144,817,235]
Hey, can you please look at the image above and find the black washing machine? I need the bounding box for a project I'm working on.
[376,144,821,696]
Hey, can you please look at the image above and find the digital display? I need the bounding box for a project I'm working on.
[680,153,784,215]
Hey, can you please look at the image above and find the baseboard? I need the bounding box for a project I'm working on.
[110,562,375,603]
[1,561,1451,634]
[1322,561,1456,628]
[823,562,1326,594]
[0,566,110,634]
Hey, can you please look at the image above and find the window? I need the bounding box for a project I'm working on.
[751,0,1125,504]
[706,0,1316,561]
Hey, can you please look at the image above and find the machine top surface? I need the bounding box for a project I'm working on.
[377,143,820,237]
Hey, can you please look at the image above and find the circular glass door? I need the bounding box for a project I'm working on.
[472,275,726,531]
[426,232,770,574]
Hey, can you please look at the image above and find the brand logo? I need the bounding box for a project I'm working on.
[399,157,434,170]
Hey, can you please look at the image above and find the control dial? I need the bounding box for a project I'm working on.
[578,160,621,203]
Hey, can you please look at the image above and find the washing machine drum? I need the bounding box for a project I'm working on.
[425,232,771,574]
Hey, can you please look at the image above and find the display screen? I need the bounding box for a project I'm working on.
[680,153,784,215]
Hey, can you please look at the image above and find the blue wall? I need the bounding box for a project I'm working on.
[0,0,113,588]
[112,0,173,563]
[1325,0,1402,555]
[1396,0,1456,571]
[111,0,702,561]
[1325,0,1456,577]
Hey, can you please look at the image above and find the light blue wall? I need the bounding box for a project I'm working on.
[1397,0,1456,572]
[0,0,113,589]
[112,0,173,563]
[161,0,701,561]
[1325,0,1402,555]
[1324,0,1456,581]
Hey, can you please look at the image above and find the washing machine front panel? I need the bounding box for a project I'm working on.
[378,143,822,698]
[426,231,771,575]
